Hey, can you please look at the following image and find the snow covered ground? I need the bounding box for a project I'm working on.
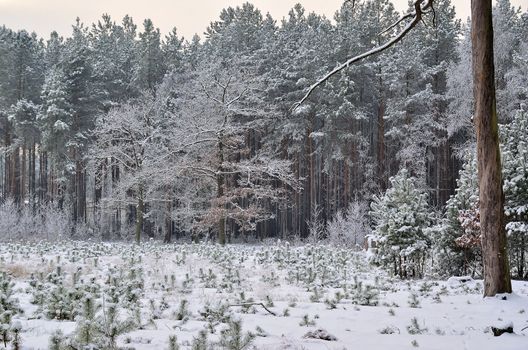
[1,241,527,350]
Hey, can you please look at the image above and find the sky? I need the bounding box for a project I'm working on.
[0,0,526,40]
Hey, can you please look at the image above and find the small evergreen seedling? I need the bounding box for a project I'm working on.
[191,330,208,350]
[236,292,255,314]
[44,281,76,321]
[407,317,428,335]
[439,286,449,296]
[160,296,170,311]
[0,310,12,347]
[432,293,442,304]
[149,299,162,321]
[48,330,65,350]
[378,325,399,334]
[408,293,421,308]
[199,302,232,333]
[352,284,379,306]
[334,291,344,303]
[94,301,136,348]
[167,334,179,350]
[219,319,255,350]
[299,314,316,327]
[131,300,143,329]
[74,293,100,348]
[309,287,321,303]
[419,282,433,295]
[324,298,337,310]
[255,326,268,337]
[173,299,190,321]
[0,274,19,349]
[10,321,22,350]
[435,328,446,335]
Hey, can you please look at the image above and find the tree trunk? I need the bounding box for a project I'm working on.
[30,143,36,207]
[520,234,525,279]
[217,136,226,245]
[75,160,86,222]
[13,146,20,204]
[21,144,26,203]
[135,185,144,244]
[164,199,172,243]
[377,100,386,191]
[471,0,512,296]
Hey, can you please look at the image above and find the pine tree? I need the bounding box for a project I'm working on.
[10,321,21,350]
[94,302,135,349]
[370,169,432,278]
[493,0,525,116]
[136,19,165,90]
[48,329,66,350]
[446,21,474,151]
[74,293,100,348]
[218,319,255,350]
[0,272,20,348]
[501,106,528,278]
[386,0,461,198]
[0,28,45,204]
[191,330,209,350]
[434,150,481,277]
[39,66,73,177]
[89,14,137,110]
[167,334,180,350]
[163,27,184,72]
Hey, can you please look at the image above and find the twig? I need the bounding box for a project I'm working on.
[228,302,277,316]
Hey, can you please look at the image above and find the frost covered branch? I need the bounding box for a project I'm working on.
[294,0,434,110]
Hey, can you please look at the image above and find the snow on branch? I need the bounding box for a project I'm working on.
[293,0,434,111]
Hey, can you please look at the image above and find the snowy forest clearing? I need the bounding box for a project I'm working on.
[0,241,527,350]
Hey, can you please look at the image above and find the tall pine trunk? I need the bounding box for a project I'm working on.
[471,0,512,296]
[164,199,172,243]
[377,100,386,191]
[21,144,26,203]
[135,185,144,244]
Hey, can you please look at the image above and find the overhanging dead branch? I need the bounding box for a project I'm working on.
[293,0,434,111]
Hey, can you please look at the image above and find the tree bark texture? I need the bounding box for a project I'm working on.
[471,0,512,296]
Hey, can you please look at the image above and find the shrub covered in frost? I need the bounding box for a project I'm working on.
[327,200,370,249]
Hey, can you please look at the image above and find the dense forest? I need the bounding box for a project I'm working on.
[0,0,527,277]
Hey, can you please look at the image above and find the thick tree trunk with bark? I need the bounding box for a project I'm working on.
[471,0,511,296]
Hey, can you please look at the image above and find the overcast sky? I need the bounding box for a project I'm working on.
[0,0,526,40]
